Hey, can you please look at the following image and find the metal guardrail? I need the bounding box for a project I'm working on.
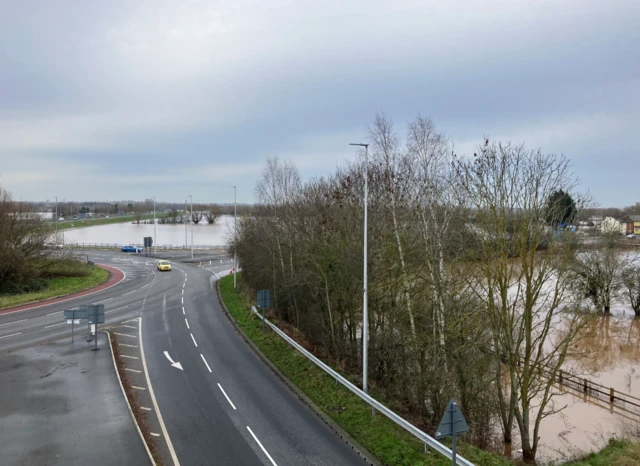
[250,305,475,466]
[66,242,224,250]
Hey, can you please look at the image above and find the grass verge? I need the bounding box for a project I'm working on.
[110,332,164,466]
[218,274,511,466]
[0,264,109,309]
[564,439,640,466]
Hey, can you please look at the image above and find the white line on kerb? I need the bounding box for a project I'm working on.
[213,271,220,280]
[191,333,198,347]
[44,322,65,328]
[185,319,190,329]
[217,383,236,410]
[0,319,26,327]
[0,332,22,339]
[247,426,278,466]
[200,354,212,373]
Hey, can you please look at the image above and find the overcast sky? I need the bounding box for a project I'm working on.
[1,0,638,206]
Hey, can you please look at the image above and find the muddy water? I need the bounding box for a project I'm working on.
[62,215,235,246]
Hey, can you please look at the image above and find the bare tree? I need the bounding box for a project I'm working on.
[622,265,640,315]
[205,204,219,224]
[191,205,204,224]
[456,141,590,462]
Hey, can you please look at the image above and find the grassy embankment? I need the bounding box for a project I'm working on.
[564,439,640,466]
[0,262,109,309]
[218,274,510,466]
[52,213,164,231]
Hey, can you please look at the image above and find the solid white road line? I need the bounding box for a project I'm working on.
[44,322,65,328]
[0,332,22,339]
[0,319,27,327]
[120,324,137,329]
[126,368,142,373]
[200,353,212,373]
[114,332,137,338]
[141,406,152,411]
[47,311,59,315]
[217,383,237,410]
[139,318,181,465]
[121,354,139,359]
[246,426,278,466]
[150,432,161,437]
[119,343,138,348]
[190,333,198,347]
[185,319,190,329]
[132,386,147,390]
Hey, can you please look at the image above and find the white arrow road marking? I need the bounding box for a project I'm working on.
[164,351,184,370]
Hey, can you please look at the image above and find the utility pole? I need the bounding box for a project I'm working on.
[349,142,369,393]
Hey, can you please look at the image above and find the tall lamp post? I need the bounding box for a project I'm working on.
[55,195,58,245]
[231,185,237,289]
[153,196,157,254]
[185,199,188,249]
[349,142,369,393]
[189,195,193,259]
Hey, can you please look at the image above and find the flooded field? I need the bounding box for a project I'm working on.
[62,215,234,247]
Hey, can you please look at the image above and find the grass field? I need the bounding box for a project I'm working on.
[218,274,511,466]
[0,264,110,309]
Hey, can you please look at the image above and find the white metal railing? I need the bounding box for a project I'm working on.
[65,242,224,250]
[249,305,474,466]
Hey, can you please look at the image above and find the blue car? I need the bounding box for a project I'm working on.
[121,245,143,253]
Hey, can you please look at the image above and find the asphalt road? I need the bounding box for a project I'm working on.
[0,333,149,465]
[0,250,367,466]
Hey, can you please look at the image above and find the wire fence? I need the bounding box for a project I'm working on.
[249,305,475,466]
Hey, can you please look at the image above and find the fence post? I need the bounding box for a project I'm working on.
[558,370,563,385]
[583,378,588,393]
[610,387,615,403]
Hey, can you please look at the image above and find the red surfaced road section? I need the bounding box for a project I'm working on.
[0,264,125,316]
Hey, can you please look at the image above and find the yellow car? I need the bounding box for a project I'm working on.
[157,260,172,272]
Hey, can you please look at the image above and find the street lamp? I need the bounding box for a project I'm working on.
[55,195,58,245]
[185,199,188,249]
[153,196,157,254]
[350,142,369,393]
[231,185,237,289]
[189,195,193,259]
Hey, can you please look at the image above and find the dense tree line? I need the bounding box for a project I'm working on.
[235,114,595,463]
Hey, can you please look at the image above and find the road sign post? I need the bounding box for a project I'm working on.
[87,304,105,351]
[435,399,469,465]
[64,306,89,344]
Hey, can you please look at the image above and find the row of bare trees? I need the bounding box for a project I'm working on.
[235,114,606,463]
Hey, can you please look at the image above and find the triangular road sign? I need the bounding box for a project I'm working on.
[435,399,469,439]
